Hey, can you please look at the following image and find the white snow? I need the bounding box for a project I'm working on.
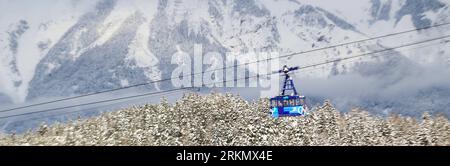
[258,0,301,17]
[93,0,143,47]
[0,0,161,102]
[126,20,161,84]
[0,0,448,104]
[69,27,88,60]
[45,62,60,75]
[162,0,210,34]
[127,22,158,68]
[120,79,130,87]
[300,0,373,25]
[0,0,97,102]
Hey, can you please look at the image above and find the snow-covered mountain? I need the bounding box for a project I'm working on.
[0,93,11,105]
[0,0,449,117]
[0,0,98,103]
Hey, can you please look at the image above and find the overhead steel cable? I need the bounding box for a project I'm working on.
[1,35,449,120]
[0,88,191,120]
[15,40,449,122]
[1,22,449,113]
[298,35,450,70]
[297,39,449,73]
[0,70,279,119]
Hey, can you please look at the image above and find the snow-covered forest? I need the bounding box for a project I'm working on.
[0,93,448,146]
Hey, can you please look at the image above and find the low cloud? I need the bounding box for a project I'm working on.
[299,54,450,117]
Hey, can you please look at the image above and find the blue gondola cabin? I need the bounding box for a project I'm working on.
[270,65,309,118]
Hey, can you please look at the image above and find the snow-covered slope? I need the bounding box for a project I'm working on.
[2,94,449,145]
[300,0,450,65]
[26,0,161,100]
[0,0,374,102]
[0,0,449,118]
[0,93,11,105]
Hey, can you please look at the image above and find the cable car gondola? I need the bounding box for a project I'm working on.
[270,65,308,118]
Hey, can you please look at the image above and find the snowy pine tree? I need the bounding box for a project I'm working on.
[0,93,449,146]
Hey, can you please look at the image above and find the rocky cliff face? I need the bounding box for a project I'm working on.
[0,0,388,102]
